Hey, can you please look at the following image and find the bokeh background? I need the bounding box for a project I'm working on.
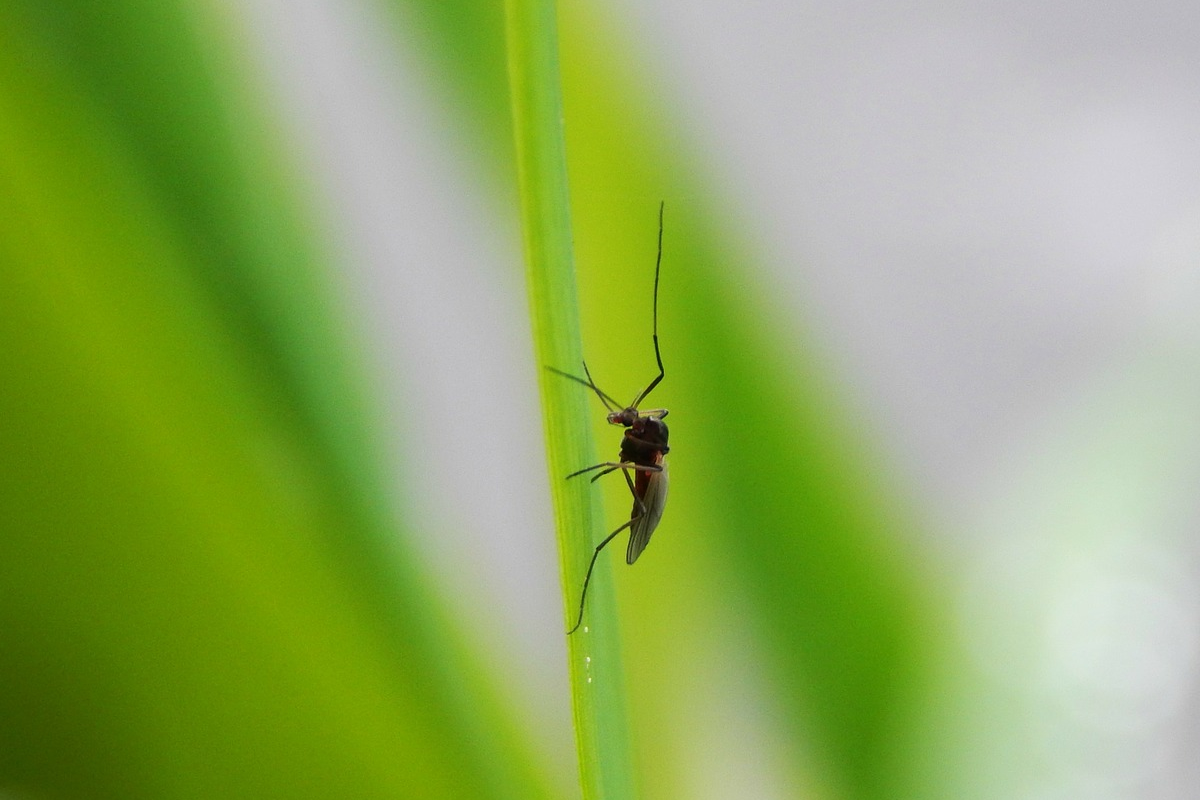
[5,1,1200,798]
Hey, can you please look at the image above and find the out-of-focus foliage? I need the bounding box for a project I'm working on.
[0,2,550,798]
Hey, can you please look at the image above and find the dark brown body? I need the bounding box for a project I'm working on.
[615,415,669,564]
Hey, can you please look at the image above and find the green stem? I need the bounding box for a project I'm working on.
[504,1,636,797]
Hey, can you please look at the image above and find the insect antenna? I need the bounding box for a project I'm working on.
[630,201,666,409]
[545,362,622,411]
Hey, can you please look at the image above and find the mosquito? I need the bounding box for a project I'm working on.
[548,202,670,635]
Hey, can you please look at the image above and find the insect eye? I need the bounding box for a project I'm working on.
[609,410,636,427]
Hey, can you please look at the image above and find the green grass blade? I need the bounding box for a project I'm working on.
[504,1,636,797]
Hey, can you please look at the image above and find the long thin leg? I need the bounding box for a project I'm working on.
[580,465,619,483]
[567,517,634,635]
[619,465,646,516]
[631,201,666,409]
[566,461,661,480]
[568,469,648,635]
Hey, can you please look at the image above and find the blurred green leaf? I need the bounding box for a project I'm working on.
[0,3,554,798]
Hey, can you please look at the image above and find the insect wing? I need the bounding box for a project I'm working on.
[626,462,668,564]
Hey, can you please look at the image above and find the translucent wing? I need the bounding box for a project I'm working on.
[626,462,668,564]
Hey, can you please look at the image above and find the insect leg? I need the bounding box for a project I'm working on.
[567,467,649,635]
[568,516,635,635]
[620,463,650,518]
[588,466,619,483]
[566,461,661,480]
